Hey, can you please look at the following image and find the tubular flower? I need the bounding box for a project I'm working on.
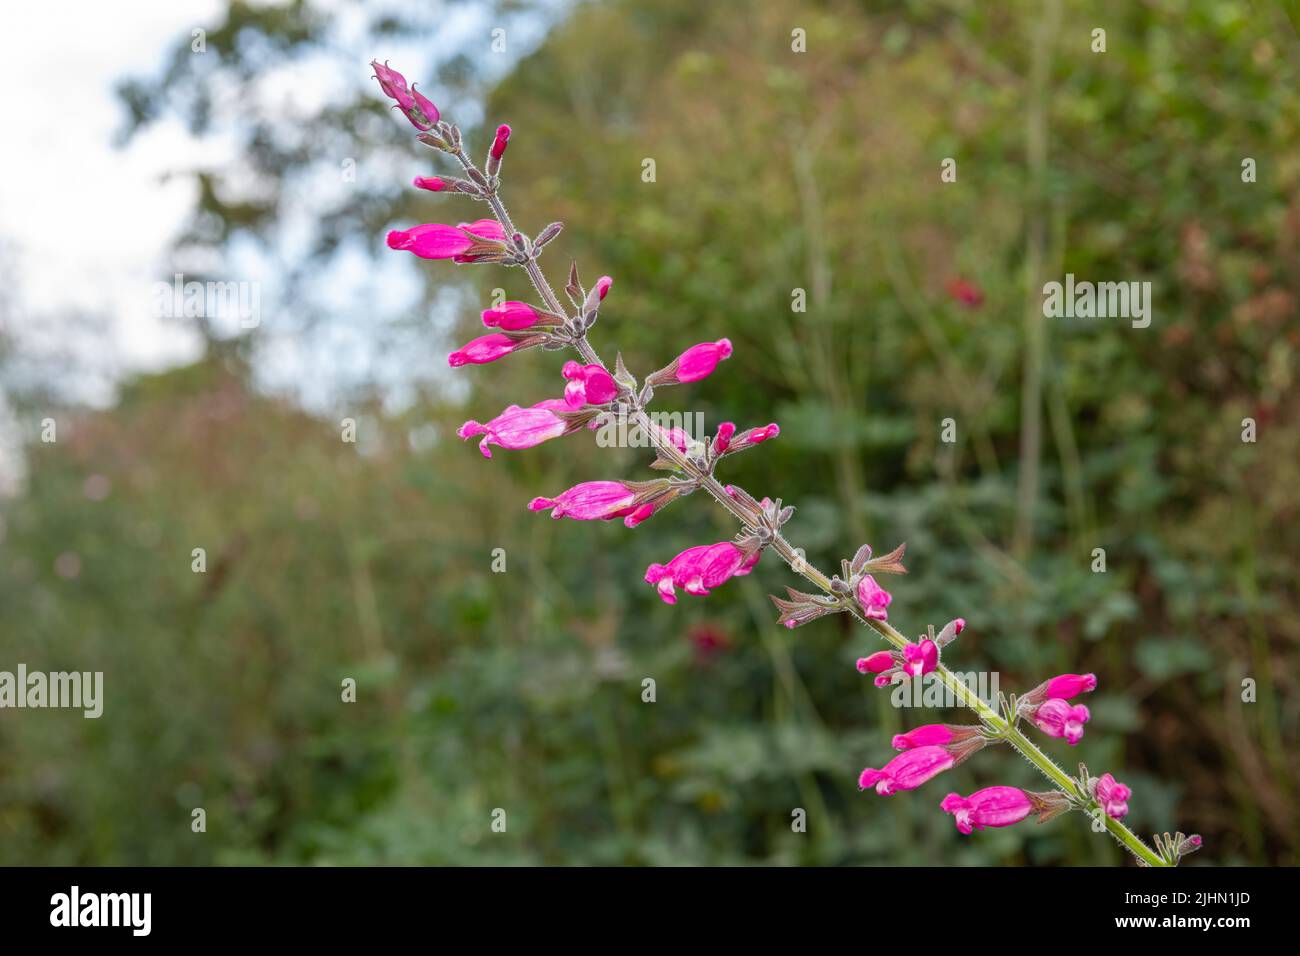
[457,399,584,458]
[387,219,507,262]
[413,176,446,192]
[902,639,939,677]
[856,651,895,676]
[644,541,761,605]
[529,480,673,528]
[1033,698,1091,745]
[481,300,558,331]
[858,746,954,796]
[1093,773,1131,820]
[448,333,539,368]
[941,787,1034,835]
[714,422,780,459]
[1045,673,1097,700]
[856,574,892,621]
[647,338,733,386]
[892,723,981,752]
[1022,672,1098,711]
[562,361,619,407]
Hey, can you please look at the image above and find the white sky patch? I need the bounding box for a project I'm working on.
[0,0,566,414]
[0,0,225,401]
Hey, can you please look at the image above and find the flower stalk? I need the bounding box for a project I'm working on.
[375,61,1195,867]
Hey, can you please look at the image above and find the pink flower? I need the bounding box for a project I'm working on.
[1033,698,1090,745]
[529,480,669,527]
[621,500,669,528]
[644,541,760,605]
[457,400,572,458]
[676,338,733,382]
[946,276,984,309]
[387,219,506,262]
[448,333,530,368]
[1045,673,1097,700]
[562,361,619,407]
[529,480,636,521]
[482,301,548,331]
[371,60,439,130]
[1093,773,1131,820]
[1177,834,1203,857]
[583,275,613,315]
[744,423,780,444]
[856,651,894,675]
[902,639,938,677]
[935,617,965,648]
[858,746,954,796]
[1022,672,1098,711]
[490,124,511,159]
[660,427,693,454]
[892,724,974,751]
[941,787,1033,835]
[712,422,736,454]
[856,574,892,621]
[713,423,781,458]
[649,339,734,386]
[413,176,446,192]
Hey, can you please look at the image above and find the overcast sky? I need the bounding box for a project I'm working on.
[0,0,229,394]
[0,0,560,417]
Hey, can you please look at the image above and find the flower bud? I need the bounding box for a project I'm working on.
[1032,698,1090,745]
[1021,672,1098,710]
[448,332,542,368]
[646,339,733,386]
[491,123,511,159]
[712,421,736,455]
[482,301,559,331]
[856,651,895,675]
[1092,772,1131,819]
[892,723,981,751]
[581,275,613,318]
[934,618,965,648]
[371,61,440,130]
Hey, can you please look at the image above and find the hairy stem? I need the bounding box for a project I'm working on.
[451,144,1169,868]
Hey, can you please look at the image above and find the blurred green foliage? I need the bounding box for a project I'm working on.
[2,0,1298,865]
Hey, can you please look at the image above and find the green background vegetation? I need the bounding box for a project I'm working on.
[2,0,1297,865]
